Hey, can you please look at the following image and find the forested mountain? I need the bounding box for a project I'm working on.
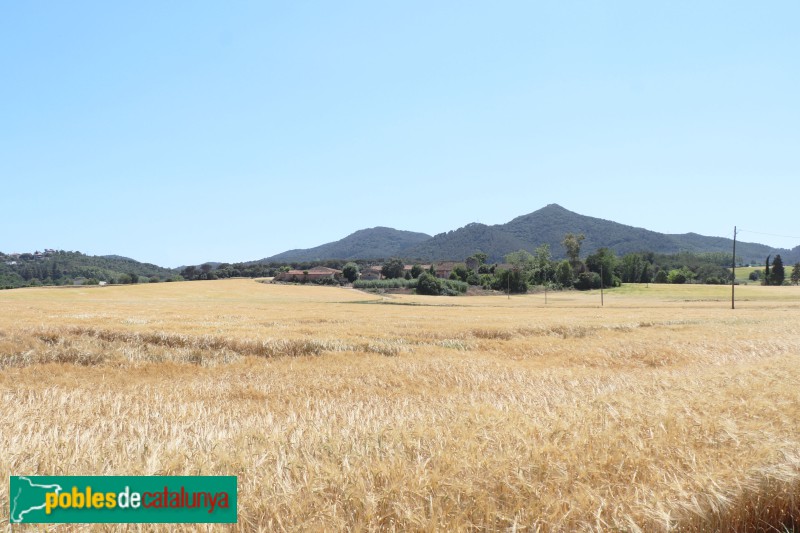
[496,204,790,263]
[401,223,528,262]
[264,227,431,262]
[265,204,798,264]
[0,250,177,288]
[500,204,677,259]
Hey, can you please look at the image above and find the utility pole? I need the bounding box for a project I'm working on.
[600,264,604,307]
[731,226,737,310]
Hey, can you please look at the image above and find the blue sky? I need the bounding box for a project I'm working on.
[2,2,798,267]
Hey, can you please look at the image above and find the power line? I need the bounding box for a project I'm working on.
[738,229,800,241]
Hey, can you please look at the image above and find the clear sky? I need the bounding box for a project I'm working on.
[2,2,798,267]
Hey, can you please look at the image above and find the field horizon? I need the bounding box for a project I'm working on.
[2,279,799,531]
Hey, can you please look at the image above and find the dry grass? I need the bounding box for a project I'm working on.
[1,280,799,531]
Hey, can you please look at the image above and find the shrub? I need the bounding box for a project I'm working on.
[668,270,686,284]
[440,279,468,295]
[416,273,441,295]
[353,278,417,290]
[574,272,601,291]
[667,268,694,284]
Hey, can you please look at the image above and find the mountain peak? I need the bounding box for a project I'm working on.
[263,205,799,264]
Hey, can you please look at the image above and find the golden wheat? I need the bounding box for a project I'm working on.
[1,280,798,531]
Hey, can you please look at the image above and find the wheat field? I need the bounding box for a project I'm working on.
[1,280,799,531]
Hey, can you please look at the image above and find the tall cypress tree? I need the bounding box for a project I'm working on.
[764,255,771,286]
[770,254,785,286]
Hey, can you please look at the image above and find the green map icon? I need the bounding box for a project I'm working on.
[10,476,63,523]
[9,475,237,523]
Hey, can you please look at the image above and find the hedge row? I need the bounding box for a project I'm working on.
[353,278,419,290]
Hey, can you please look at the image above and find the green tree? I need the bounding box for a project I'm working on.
[791,263,800,285]
[585,248,618,287]
[555,259,573,287]
[181,266,198,280]
[381,258,405,279]
[573,272,600,290]
[620,253,650,283]
[562,233,585,265]
[764,255,771,286]
[493,268,528,294]
[505,250,535,278]
[410,264,424,279]
[468,251,488,266]
[769,254,785,285]
[450,263,469,282]
[532,244,552,285]
[640,262,652,283]
[667,267,694,284]
[342,262,360,283]
[416,272,441,295]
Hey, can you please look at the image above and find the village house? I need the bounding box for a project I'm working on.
[403,264,431,275]
[433,261,460,279]
[274,266,343,282]
[358,262,469,280]
[359,265,383,280]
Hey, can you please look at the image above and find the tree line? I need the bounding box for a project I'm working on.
[4,243,800,291]
[341,234,800,294]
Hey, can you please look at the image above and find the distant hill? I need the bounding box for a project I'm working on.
[0,250,177,288]
[175,262,222,271]
[264,204,799,264]
[264,227,432,262]
[402,223,528,262]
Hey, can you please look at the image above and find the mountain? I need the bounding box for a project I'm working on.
[263,204,799,264]
[408,204,795,263]
[402,223,528,262]
[264,227,432,262]
[506,205,797,263]
[501,204,678,257]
